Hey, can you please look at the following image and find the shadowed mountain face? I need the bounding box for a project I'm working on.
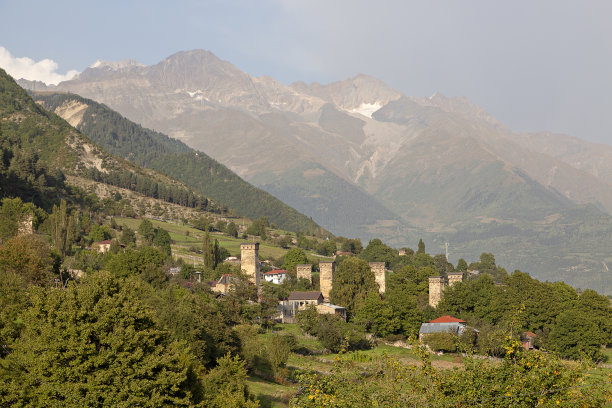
[20,49,612,294]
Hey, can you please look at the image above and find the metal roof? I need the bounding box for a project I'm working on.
[419,322,465,335]
[318,303,345,310]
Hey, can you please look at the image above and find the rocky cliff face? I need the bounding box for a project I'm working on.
[19,49,612,293]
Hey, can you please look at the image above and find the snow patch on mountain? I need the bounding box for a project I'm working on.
[186,90,209,102]
[349,102,383,118]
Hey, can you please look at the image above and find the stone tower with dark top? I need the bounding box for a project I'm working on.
[447,272,464,287]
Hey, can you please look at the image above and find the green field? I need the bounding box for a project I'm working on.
[113,217,333,267]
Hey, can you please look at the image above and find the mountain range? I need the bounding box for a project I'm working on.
[17,50,612,294]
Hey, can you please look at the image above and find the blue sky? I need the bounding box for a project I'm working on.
[1,0,611,144]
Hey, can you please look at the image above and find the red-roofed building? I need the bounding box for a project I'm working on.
[428,315,466,324]
[263,269,287,284]
[419,315,468,341]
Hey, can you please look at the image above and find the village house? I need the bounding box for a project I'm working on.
[418,315,467,341]
[263,269,287,284]
[279,291,347,323]
[224,256,241,265]
[210,274,235,295]
[96,240,112,253]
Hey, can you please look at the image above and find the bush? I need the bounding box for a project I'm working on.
[423,332,456,353]
[317,316,370,353]
[234,324,264,371]
[266,334,291,372]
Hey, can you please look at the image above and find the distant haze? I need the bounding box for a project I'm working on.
[1,0,611,144]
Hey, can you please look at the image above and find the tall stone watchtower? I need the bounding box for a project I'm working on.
[447,272,464,287]
[369,262,386,294]
[240,243,260,285]
[319,261,335,300]
[428,276,445,308]
[296,264,312,283]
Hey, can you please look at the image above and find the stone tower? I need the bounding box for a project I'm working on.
[319,261,335,300]
[369,262,386,294]
[447,272,464,287]
[240,243,260,285]
[296,264,312,283]
[428,276,445,308]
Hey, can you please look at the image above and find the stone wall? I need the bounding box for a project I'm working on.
[369,262,386,294]
[240,243,260,285]
[319,261,335,300]
[296,264,312,283]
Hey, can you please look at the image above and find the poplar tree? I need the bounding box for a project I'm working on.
[51,199,73,257]
[202,230,220,269]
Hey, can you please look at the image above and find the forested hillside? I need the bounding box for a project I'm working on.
[34,92,325,233]
[0,69,219,215]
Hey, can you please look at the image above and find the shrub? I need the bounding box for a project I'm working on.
[423,332,456,353]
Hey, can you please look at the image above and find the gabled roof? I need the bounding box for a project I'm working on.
[217,274,234,285]
[97,240,112,245]
[263,269,287,275]
[288,291,323,301]
[428,315,466,324]
[523,331,537,338]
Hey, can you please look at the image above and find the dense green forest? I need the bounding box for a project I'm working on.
[0,192,610,406]
[34,92,323,233]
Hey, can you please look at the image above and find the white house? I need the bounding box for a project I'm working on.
[263,269,287,284]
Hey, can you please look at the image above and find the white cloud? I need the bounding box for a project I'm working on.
[0,46,79,85]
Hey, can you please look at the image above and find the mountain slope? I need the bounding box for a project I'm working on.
[18,50,612,294]
[513,131,612,188]
[33,92,325,233]
[1,68,225,217]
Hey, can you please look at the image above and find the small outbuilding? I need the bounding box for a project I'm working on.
[316,303,347,321]
[418,315,467,341]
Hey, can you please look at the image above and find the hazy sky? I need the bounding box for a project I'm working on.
[1,0,611,144]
